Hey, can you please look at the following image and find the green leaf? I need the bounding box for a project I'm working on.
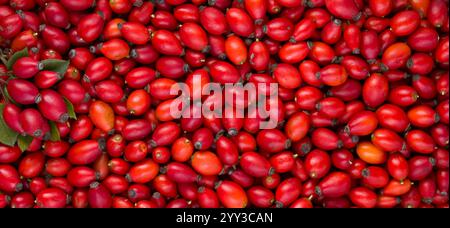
[0,104,19,146]
[41,59,70,75]
[6,48,29,70]
[63,98,76,119]
[48,121,60,142]
[17,135,33,152]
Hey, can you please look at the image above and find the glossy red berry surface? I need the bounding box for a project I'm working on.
[0,0,447,210]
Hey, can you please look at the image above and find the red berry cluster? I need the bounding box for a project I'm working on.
[0,0,449,208]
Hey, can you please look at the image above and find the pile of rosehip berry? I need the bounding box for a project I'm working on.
[0,0,449,208]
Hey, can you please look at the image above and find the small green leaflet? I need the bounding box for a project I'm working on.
[49,121,60,141]
[63,97,76,119]
[0,104,19,146]
[41,59,70,75]
[17,135,33,152]
[6,48,29,70]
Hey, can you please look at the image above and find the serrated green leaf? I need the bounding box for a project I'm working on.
[41,59,70,75]
[63,97,76,119]
[48,121,60,142]
[6,48,28,70]
[0,104,19,146]
[17,135,33,152]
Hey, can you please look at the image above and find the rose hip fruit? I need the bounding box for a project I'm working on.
[0,0,447,210]
[6,78,40,105]
[36,188,67,208]
[216,180,248,208]
[12,57,43,79]
[89,100,115,133]
[36,89,69,123]
[19,108,45,137]
[67,140,102,165]
[88,182,112,208]
[315,172,351,198]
